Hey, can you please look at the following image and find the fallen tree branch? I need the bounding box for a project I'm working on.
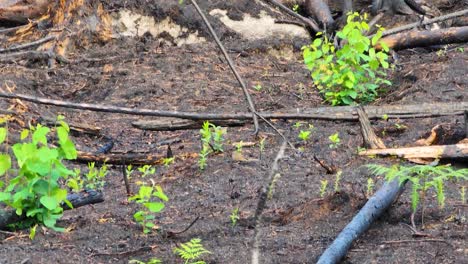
[357,107,386,149]
[0,35,56,53]
[262,0,321,32]
[189,0,260,135]
[0,189,104,230]
[0,92,466,121]
[377,26,468,51]
[359,144,468,159]
[76,151,166,165]
[317,178,404,264]
[380,9,468,37]
[251,140,287,264]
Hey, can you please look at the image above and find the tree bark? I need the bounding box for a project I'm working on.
[359,144,468,159]
[377,26,468,50]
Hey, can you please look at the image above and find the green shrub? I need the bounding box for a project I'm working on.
[303,12,391,105]
[0,117,77,231]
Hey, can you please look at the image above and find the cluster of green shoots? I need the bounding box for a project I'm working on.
[319,170,343,198]
[368,164,468,214]
[67,162,108,192]
[199,121,226,170]
[303,12,391,105]
[328,132,341,148]
[131,238,211,264]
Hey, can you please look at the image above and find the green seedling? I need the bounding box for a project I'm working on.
[0,120,77,233]
[162,157,175,167]
[253,84,263,91]
[67,163,108,192]
[319,180,328,198]
[198,121,227,170]
[382,114,389,121]
[138,165,156,178]
[292,4,300,13]
[293,122,303,129]
[298,130,311,142]
[259,137,266,153]
[230,208,240,227]
[334,170,342,192]
[303,12,391,105]
[174,238,211,264]
[126,165,134,179]
[235,141,243,153]
[329,132,341,148]
[457,47,464,53]
[366,177,375,198]
[129,184,168,234]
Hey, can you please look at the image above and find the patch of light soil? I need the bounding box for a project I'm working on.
[209,9,308,40]
[110,9,206,46]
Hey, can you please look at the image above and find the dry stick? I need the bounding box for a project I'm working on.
[189,0,260,135]
[0,35,56,53]
[0,92,467,121]
[251,140,287,264]
[379,8,468,37]
[263,0,321,32]
[0,21,38,35]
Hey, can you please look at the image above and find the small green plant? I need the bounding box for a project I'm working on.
[367,164,468,215]
[334,170,342,192]
[126,165,134,179]
[66,163,107,192]
[292,4,300,13]
[319,180,328,198]
[198,121,227,170]
[230,207,240,227]
[382,114,389,121]
[457,47,465,53]
[129,184,168,234]
[298,130,311,142]
[293,122,303,129]
[0,119,77,232]
[129,259,162,264]
[328,132,341,148]
[162,157,175,167]
[174,238,211,264]
[138,165,156,178]
[303,12,391,105]
[259,137,266,153]
[366,177,374,198]
[235,141,244,153]
[394,123,407,130]
[253,84,263,91]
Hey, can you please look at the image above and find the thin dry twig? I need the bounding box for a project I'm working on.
[189,0,260,135]
[382,239,452,246]
[0,35,56,53]
[263,0,321,32]
[251,140,288,264]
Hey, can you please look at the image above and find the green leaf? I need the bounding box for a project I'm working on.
[32,125,50,145]
[40,196,59,210]
[0,154,11,176]
[0,127,7,144]
[144,202,165,213]
[20,129,29,140]
[60,140,77,160]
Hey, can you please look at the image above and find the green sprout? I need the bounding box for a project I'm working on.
[329,132,341,148]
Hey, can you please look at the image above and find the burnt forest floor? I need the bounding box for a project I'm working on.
[0,0,467,263]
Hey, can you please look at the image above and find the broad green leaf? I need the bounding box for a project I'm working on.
[144,202,165,213]
[40,195,58,210]
[0,154,11,176]
[0,127,7,144]
[20,129,29,140]
[32,125,50,145]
